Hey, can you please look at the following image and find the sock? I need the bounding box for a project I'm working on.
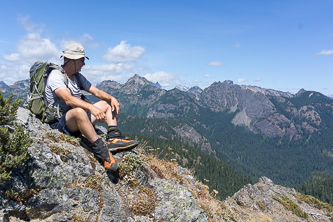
[108,125,117,132]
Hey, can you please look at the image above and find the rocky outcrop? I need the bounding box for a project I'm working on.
[172,124,213,153]
[0,108,208,221]
[222,177,333,222]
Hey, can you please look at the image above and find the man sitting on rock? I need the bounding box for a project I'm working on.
[45,43,138,172]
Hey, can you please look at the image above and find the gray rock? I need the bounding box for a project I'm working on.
[151,179,207,221]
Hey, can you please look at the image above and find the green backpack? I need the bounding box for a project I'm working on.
[28,61,68,123]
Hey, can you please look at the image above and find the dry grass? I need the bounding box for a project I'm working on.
[142,152,235,221]
[130,185,156,216]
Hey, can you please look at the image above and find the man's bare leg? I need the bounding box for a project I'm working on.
[90,101,117,126]
[65,107,98,143]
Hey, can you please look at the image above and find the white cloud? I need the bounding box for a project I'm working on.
[83,63,135,84]
[253,77,261,82]
[1,17,61,84]
[237,78,246,83]
[208,61,225,66]
[316,50,333,56]
[60,33,99,50]
[103,41,145,63]
[3,16,60,64]
[143,71,180,89]
[3,53,21,62]
[18,33,60,63]
[0,18,144,86]
[0,62,30,83]
[204,74,210,78]
[235,42,241,48]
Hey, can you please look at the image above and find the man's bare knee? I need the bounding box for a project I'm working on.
[69,108,89,121]
[94,100,110,110]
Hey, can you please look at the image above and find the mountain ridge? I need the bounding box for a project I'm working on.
[2,74,333,188]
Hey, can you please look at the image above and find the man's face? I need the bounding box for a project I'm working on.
[73,58,85,72]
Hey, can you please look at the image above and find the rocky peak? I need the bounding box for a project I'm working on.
[122,74,158,94]
[0,81,7,88]
[153,82,162,89]
[175,85,189,92]
[296,88,306,97]
[96,80,122,89]
[126,74,153,87]
[223,80,234,85]
[188,86,203,99]
[200,80,242,112]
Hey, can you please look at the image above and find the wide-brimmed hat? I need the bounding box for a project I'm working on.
[60,43,89,60]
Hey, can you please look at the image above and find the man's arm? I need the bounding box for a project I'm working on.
[54,86,107,120]
[86,85,120,115]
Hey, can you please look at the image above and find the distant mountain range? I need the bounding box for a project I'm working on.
[95,74,323,140]
[95,74,333,186]
[2,74,333,187]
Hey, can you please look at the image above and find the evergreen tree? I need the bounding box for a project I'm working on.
[0,92,32,185]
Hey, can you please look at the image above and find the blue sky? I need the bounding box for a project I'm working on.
[0,0,332,95]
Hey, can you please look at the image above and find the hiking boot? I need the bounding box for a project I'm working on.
[102,150,118,173]
[91,138,118,172]
[106,129,138,152]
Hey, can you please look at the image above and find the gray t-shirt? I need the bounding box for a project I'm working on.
[45,69,91,111]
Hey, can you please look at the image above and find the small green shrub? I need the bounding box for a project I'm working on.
[59,133,77,145]
[292,193,333,218]
[273,194,309,220]
[0,92,32,185]
[0,93,22,125]
[5,188,40,203]
[118,154,145,178]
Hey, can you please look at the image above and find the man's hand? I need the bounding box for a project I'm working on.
[109,96,120,115]
[86,85,121,115]
[89,105,106,123]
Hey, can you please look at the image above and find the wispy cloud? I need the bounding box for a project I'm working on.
[253,77,261,82]
[60,33,100,50]
[208,61,225,66]
[84,63,135,84]
[204,74,210,78]
[237,78,246,83]
[103,40,145,63]
[316,50,333,56]
[235,42,241,48]
[143,71,180,89]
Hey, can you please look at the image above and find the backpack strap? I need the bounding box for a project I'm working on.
[43,63,69,118]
